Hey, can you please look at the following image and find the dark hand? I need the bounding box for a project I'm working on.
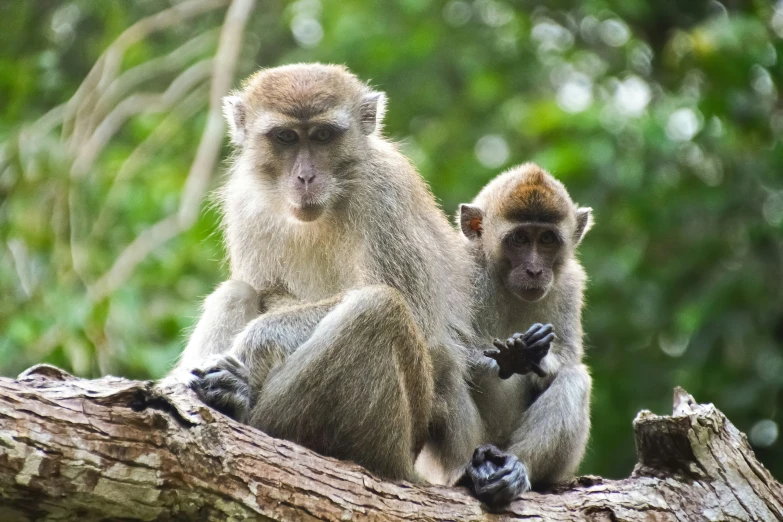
[484,323,554,378]
[458,444,531,508]
[190,354,250,421]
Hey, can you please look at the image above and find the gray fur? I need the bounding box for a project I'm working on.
[460,164,593,487]
[168,64,483,482]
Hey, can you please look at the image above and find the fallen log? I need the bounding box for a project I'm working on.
[0,364,780,521]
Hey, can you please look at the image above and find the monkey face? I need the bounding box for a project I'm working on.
[257,119,357,223]
[222,64,388,224]
[500,224,563,302]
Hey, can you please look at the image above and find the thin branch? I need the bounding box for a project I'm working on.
[179,0,256,227]
[87,0,256,302]
[69,59,213,179]
[63,0,229,152]
[68,184,93,288]
[91,86,209,237]
[91,29,218,126]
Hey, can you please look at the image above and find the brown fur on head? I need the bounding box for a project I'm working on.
[222,63,387,223]
[459,163,592,302]
[499,164,571,225]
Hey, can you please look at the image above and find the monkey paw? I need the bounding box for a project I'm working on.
[484,323,554,378]
[459,444,531,508]
[190,354,251,422]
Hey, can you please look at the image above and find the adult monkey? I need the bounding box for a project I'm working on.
[166,63,483,482]
[455,163,593,506]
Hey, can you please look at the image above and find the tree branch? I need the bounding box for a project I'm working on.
[86,0,256,303]
[0,368,780,521]
[62,0,230,152]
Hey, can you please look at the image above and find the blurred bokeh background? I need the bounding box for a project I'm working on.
[1,0,782,481]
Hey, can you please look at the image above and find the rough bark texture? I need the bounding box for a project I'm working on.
[0,365,780,521]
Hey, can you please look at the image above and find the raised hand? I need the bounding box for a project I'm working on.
[484,323,555,378]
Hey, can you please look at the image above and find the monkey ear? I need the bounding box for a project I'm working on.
[459,204,485,240]
[574,207,593,245]
[223,95,247,145]
[360,91,387,135]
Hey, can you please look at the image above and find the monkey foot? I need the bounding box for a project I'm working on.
[459,444,531,508]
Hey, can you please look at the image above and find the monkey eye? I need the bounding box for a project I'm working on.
[539,231,558,245]
[275,129,299,145]
[511,229,529,246]
[311,127,334,143]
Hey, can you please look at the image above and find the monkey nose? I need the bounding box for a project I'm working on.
[526,268,543,278]
[297,173,316,185]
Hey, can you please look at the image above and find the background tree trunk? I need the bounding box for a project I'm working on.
[0,365,780,521]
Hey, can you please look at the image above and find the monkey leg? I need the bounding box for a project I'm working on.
[507,363,591,486]
[163,280,260,385]
[247,285,435,482]
[418,343,485,485]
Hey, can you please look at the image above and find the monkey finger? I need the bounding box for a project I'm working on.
[492,339,511,353]
[482,444,509,464]
[524,324,553,344]
[526,333,555,353]
[222,357,250,381]
[222,354,245,371]
[484,349,501,361]
[489,467,531,506]
[471,445,491,466]
[198,370,248,394]
[484,452,521,478]
[511,337,527,351]
[485,459,527,486]
[471,444,508,468]
[484,464,513,483]
[523,323,544,337]
[473,473,516,502]
[199,388,248,420]
[491,339,507,351]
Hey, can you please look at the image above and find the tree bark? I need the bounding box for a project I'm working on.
[0,365,780,521]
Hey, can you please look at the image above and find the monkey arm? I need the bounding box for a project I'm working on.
[528,332,585,392]
[185,292,342,421]
[506,363,591,486]
[230,294,343,360]
[460,363,589,506]
[163,280,260,386]
[220,294,345,394]
[484,324,554,378]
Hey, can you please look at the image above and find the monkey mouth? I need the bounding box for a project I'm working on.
[289,200,325,222]
[514,286,548,302]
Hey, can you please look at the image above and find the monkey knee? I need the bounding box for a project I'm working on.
[341,286,422,340]
[346,285,408,316]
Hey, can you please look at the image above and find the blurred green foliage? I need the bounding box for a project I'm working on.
[1,0,782,481]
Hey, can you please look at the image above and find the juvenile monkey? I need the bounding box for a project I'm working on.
[456,163,593,506]
[167,63,483,481]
